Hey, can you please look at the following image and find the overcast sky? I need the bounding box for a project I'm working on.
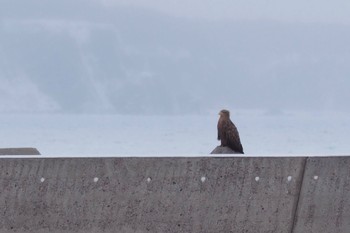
[1,0,350,114]
[100,0,350,23]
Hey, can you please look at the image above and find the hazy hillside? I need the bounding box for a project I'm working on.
[1,1,349,114]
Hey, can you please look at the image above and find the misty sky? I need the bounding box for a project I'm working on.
[1,0,350,114]
[101,0,350,23]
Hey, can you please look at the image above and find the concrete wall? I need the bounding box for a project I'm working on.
[292,157,350,233]
[0,148,40,155]
[0,156,348,233]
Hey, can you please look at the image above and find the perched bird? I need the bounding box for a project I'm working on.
[217,109,244,154]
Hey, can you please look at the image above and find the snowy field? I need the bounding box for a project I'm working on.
[0,110,349,156]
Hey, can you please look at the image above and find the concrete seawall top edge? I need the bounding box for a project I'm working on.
[0,154,349,159]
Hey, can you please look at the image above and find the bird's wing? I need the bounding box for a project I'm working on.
[226,120,244,153]
[217,124,221,140]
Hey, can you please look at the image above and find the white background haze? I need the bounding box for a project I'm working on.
[1,0,350,114]
[1,1,350,155]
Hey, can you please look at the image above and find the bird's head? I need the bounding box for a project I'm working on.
[219,109,230,118]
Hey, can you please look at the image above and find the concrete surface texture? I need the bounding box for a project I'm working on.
[0,148,40,155]
[0,156,348,233]
[292,157,350,233]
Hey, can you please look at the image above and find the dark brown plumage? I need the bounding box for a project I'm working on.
[217,109,244,154]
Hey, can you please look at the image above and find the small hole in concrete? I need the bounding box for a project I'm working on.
[314,175,318,180]
[287,176,292,182]
[201,176,206,182]
[93,177,99,182]
[255,176,260,182]
[40,177,45,183]
[147,177,152,183]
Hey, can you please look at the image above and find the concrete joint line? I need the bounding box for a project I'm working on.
[290,157,308,233]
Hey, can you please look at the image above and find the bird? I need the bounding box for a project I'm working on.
[217,109,244,154]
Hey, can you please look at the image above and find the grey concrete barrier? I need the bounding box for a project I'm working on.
[292,157,350,233]
[0,148,40,155]
[0,156,348,233]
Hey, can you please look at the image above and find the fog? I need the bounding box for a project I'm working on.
[1,0,350,115]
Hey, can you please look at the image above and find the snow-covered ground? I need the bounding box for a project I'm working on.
[0,110,349,156]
